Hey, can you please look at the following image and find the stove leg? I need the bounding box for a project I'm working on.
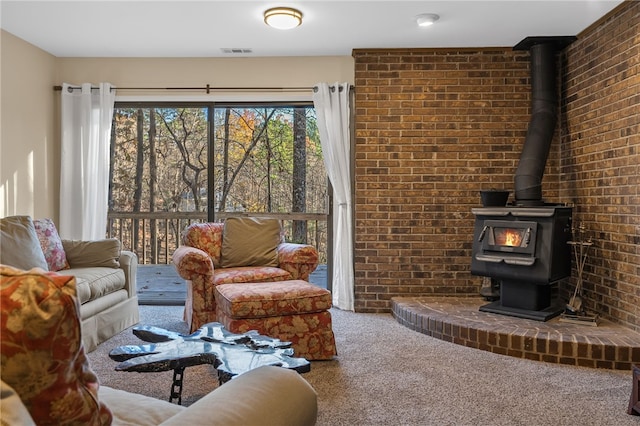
[480,277,500,301]
[479,280,563,321]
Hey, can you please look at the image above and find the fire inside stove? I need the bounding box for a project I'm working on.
[494,227,528,247]
[480,220,536,255]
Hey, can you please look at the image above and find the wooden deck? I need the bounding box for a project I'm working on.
[136,264,328,305]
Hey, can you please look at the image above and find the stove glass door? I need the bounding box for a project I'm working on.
[480,220,537,255]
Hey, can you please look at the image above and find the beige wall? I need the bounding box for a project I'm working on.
[57,56,354,97]
[1,30,58,220]
[0,29,354,222]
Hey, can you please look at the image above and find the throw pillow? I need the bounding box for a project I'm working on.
[33,218,70,272]
[62,238,121,268]
[220,217,282,268]
[0,265,112,425]
[182,222,225,267]
[0,216,49,271]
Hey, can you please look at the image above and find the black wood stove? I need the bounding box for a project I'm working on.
[470,36,576,321]
[471,205,572,320]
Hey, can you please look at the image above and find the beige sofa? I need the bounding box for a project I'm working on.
[65,239,140,351]
[0,215,139,351]
[1,366,318,426]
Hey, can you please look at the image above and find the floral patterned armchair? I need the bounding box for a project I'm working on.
[172,219,319,332]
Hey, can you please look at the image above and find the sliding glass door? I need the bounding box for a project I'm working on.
[109,102,328,266]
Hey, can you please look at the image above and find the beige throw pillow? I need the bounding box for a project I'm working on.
[220,218,281,268]
[62,238,121,268]
[0,216,49,270]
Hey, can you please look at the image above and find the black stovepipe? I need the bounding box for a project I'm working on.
[514,42,558,205]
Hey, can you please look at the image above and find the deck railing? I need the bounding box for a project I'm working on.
[107,211,328,265]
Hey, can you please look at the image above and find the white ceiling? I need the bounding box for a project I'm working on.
[0,0,625,58]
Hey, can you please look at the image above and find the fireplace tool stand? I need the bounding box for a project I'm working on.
[559,224,597,326]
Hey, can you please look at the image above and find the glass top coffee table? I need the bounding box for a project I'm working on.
[109,322,310,404]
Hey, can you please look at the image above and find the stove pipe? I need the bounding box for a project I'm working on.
[513,36,576,206]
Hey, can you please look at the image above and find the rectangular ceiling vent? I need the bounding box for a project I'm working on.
[221,48,253,54]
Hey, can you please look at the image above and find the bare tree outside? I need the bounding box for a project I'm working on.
[109,103,327,264]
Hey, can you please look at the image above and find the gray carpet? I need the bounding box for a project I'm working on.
[87,306,637,426]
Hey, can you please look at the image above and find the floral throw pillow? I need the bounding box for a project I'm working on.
[33,218,70,271]
[0,265,112,425]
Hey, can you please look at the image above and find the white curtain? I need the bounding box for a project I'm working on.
[313,82,354,311]
[60,83,116,240]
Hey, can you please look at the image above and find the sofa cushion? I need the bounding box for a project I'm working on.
[220,218,281,268]
[67,267,126,304]
[215,280,332,319]
[0,216,48,271]
[63,238,121,268]
[161,366,318,426]
[213,266,292,286]
[0,265,112,425]
[73,276,92,304]
[33,218,70,272]
[0,380,36,426]
[99,386,184,425]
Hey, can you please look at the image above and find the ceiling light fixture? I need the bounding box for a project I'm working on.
[264,7,303,30]
[416,13,439,27]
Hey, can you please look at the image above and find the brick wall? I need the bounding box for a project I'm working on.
[560,1,639,331]
[352,1,638,332]
[352,48,563,311]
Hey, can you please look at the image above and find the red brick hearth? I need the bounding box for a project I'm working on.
[392,297,640,370]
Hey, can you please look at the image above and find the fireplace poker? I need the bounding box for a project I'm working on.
[566,224,593,314]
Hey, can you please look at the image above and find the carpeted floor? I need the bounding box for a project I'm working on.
[88,305,637,426]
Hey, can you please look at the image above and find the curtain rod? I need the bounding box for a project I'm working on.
[54,84,327,93]
[53,84,354,93]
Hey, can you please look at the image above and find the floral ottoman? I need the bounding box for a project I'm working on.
[214,280,337,360]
